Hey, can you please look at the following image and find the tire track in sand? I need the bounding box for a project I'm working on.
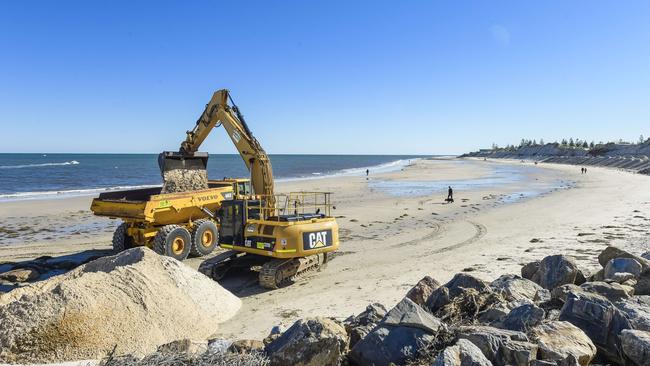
[391,222,444,248]
[425,221,487,255]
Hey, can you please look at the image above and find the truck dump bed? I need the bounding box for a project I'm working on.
[91,181,237,225]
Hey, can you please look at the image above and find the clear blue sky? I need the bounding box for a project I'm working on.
[1,1,649,155]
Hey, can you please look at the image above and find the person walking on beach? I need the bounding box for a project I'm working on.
[581,167,584,174]
[366,169,369,177]
[447,186,454,202]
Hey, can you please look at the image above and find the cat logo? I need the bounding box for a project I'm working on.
[303,230,333,250]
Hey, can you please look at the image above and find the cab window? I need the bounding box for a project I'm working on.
[237,181,251,195]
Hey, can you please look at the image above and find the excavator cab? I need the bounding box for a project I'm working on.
[158,151,209,175]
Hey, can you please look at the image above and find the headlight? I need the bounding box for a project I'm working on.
[246,224,257,233]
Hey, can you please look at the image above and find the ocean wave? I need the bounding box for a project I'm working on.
[0,184,160,201]
[0,160,80,169]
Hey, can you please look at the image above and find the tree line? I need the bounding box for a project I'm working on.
[491,135,648,151]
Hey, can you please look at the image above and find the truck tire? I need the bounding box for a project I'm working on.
[112,222,134,253]
[190,219,219,257]
[153,225,192,261]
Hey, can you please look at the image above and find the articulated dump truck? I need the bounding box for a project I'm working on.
[91,178,252,260]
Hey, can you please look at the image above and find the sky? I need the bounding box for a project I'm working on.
[1,1,649,155]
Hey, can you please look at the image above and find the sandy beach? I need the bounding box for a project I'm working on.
[1,158,649,340]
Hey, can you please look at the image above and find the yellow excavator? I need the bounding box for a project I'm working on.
[159,89,340,288]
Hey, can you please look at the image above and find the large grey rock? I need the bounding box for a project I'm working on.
[530,321,597,366]
[427,274,491,312]
[350,298,445,366]
[499,304,545,332]
[265,317,348,366]
[559,291,632,364]
[620,329,650,366]
[521,261,540,280]
[433,339,493,366]
[598,246,649,270]
[499,340,538,366]
[405,276,441,307]
[533,255,580,290]
[457,326,533,366]
[344,303,386,348]
[615,296,650,332]
[491,274,542,302]
[580,281,632,301]
[382,297,445,334]
[605,258,643,280]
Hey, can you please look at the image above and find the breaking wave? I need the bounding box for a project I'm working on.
[0,160,80,169]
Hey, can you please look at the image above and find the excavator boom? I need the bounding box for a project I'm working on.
[159,89,275,207]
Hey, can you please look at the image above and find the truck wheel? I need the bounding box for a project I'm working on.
[153,225,192,261]
[190,219,219,257]
[112,223,134,253]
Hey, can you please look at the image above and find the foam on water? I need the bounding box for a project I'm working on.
[0,160,80,169]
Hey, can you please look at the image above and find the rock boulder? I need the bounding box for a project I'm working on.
[344,303,386,348]
[491,274,542,302]
[620,329,650,366]
[457,326,535,366]
[433,339,493,366]
[604,258,643,280]
[580,281,632,301]
[499,304,545,332]
[532,255,580,290]
[405,276,441,307]
[530,321,596,366]
[598,246,649,270]
[559,291,632,364]
[350,298,446,366]
[265,317,348,366]
[614,296,650,332]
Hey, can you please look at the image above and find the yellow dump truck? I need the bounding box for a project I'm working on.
[91,178,252,260]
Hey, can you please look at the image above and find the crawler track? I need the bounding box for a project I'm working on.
[259,253,327,289]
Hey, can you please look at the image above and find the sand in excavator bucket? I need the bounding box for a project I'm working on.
[158,151,210,193]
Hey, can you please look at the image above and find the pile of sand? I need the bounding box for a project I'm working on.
[0,247,241,363]
[161,169,209,193]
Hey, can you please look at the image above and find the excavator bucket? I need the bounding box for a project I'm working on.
[158,151,209,175]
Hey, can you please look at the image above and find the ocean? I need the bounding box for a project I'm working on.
[0,154,423,201]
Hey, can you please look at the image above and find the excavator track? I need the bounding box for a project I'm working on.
[259,253,328,289]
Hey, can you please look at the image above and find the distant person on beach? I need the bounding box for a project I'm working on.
[366,169,369,176]
[446,186,454,203]
[581,167,584,174]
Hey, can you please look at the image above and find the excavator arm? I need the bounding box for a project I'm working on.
[159,89,275,208]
